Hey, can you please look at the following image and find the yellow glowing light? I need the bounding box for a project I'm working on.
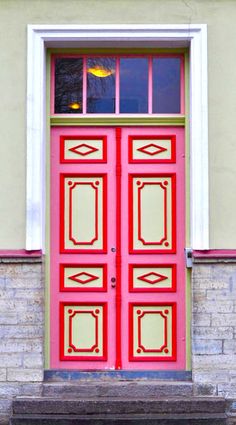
[87,66,115,78]
[68,102,81,110]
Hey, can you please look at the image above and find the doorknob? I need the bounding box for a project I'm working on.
[111,277,116,288]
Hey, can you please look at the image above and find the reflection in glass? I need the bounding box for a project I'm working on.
[87,58,115,113]
[54,58,83,114]
[120,58,148,113]
[153,58,181,113]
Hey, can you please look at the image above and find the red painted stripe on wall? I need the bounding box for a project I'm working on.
[0,250,42,257]
[193,250,236,258]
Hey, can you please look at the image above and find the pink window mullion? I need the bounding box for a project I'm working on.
[148,56,153,115]
[115,57,120,115]
[180,55,185,114]
[83,57,87,114]
[50,55,56,115]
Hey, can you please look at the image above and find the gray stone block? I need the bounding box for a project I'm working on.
[7,369,43,382]
[193,327,234,340]
[192,339,223,355]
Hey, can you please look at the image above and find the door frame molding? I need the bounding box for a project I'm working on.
[26,24,208,251]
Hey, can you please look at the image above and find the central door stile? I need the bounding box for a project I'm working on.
[115,127,122,370]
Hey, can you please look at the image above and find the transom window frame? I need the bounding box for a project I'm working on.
[26,24,209,252]
[51,53,185,115]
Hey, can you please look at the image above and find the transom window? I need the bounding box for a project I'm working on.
[52,55,184,115]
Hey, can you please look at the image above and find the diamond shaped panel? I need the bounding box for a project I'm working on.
[69,143,99,156]
[68,271,99,284]
[138,271,168,285]
[137,143,167,156]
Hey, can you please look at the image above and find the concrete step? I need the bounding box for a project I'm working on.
[42,381,194,398]
[10,413,228,425]
[10,396,228,424]
[12,397,226,415]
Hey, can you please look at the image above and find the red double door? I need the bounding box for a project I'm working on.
[50,126,186,370]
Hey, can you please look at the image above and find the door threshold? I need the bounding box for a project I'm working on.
[44,370,192,382]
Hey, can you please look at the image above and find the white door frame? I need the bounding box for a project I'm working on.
[26,24,208,252]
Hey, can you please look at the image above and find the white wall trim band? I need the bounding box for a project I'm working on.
[26,24,209,251]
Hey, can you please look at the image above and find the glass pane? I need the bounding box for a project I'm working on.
[120,58,148,113]
[87,57,116,113]
[153,58,181,113]
[54,58,83,114]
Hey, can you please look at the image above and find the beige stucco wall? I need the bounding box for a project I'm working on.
[0,0,236,248]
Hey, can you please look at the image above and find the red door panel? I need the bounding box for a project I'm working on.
[50,126,186,370]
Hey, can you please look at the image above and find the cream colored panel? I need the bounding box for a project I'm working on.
[64,176,104,250]
[133,176,173,251]
[132,139,172,161]
[64,266,104,289]
[141,184,164,241]
[72,184,95,242]
[64,139,104,161]
[141,312,165,349]
[72,313,96,349]
[64,305,104,357]
[133,266,173,289]
[132,305,173,358]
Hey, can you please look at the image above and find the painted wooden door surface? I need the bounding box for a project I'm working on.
[50,126,185,370]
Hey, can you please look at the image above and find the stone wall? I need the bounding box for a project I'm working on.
[1,257,236,422]
[0,258,44,422]
[192,260,236,398]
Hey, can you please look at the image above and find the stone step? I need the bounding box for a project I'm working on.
[10,413,228,425]
[42,381,194,398]
[12,396,226,415]
[10,396,228,425]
